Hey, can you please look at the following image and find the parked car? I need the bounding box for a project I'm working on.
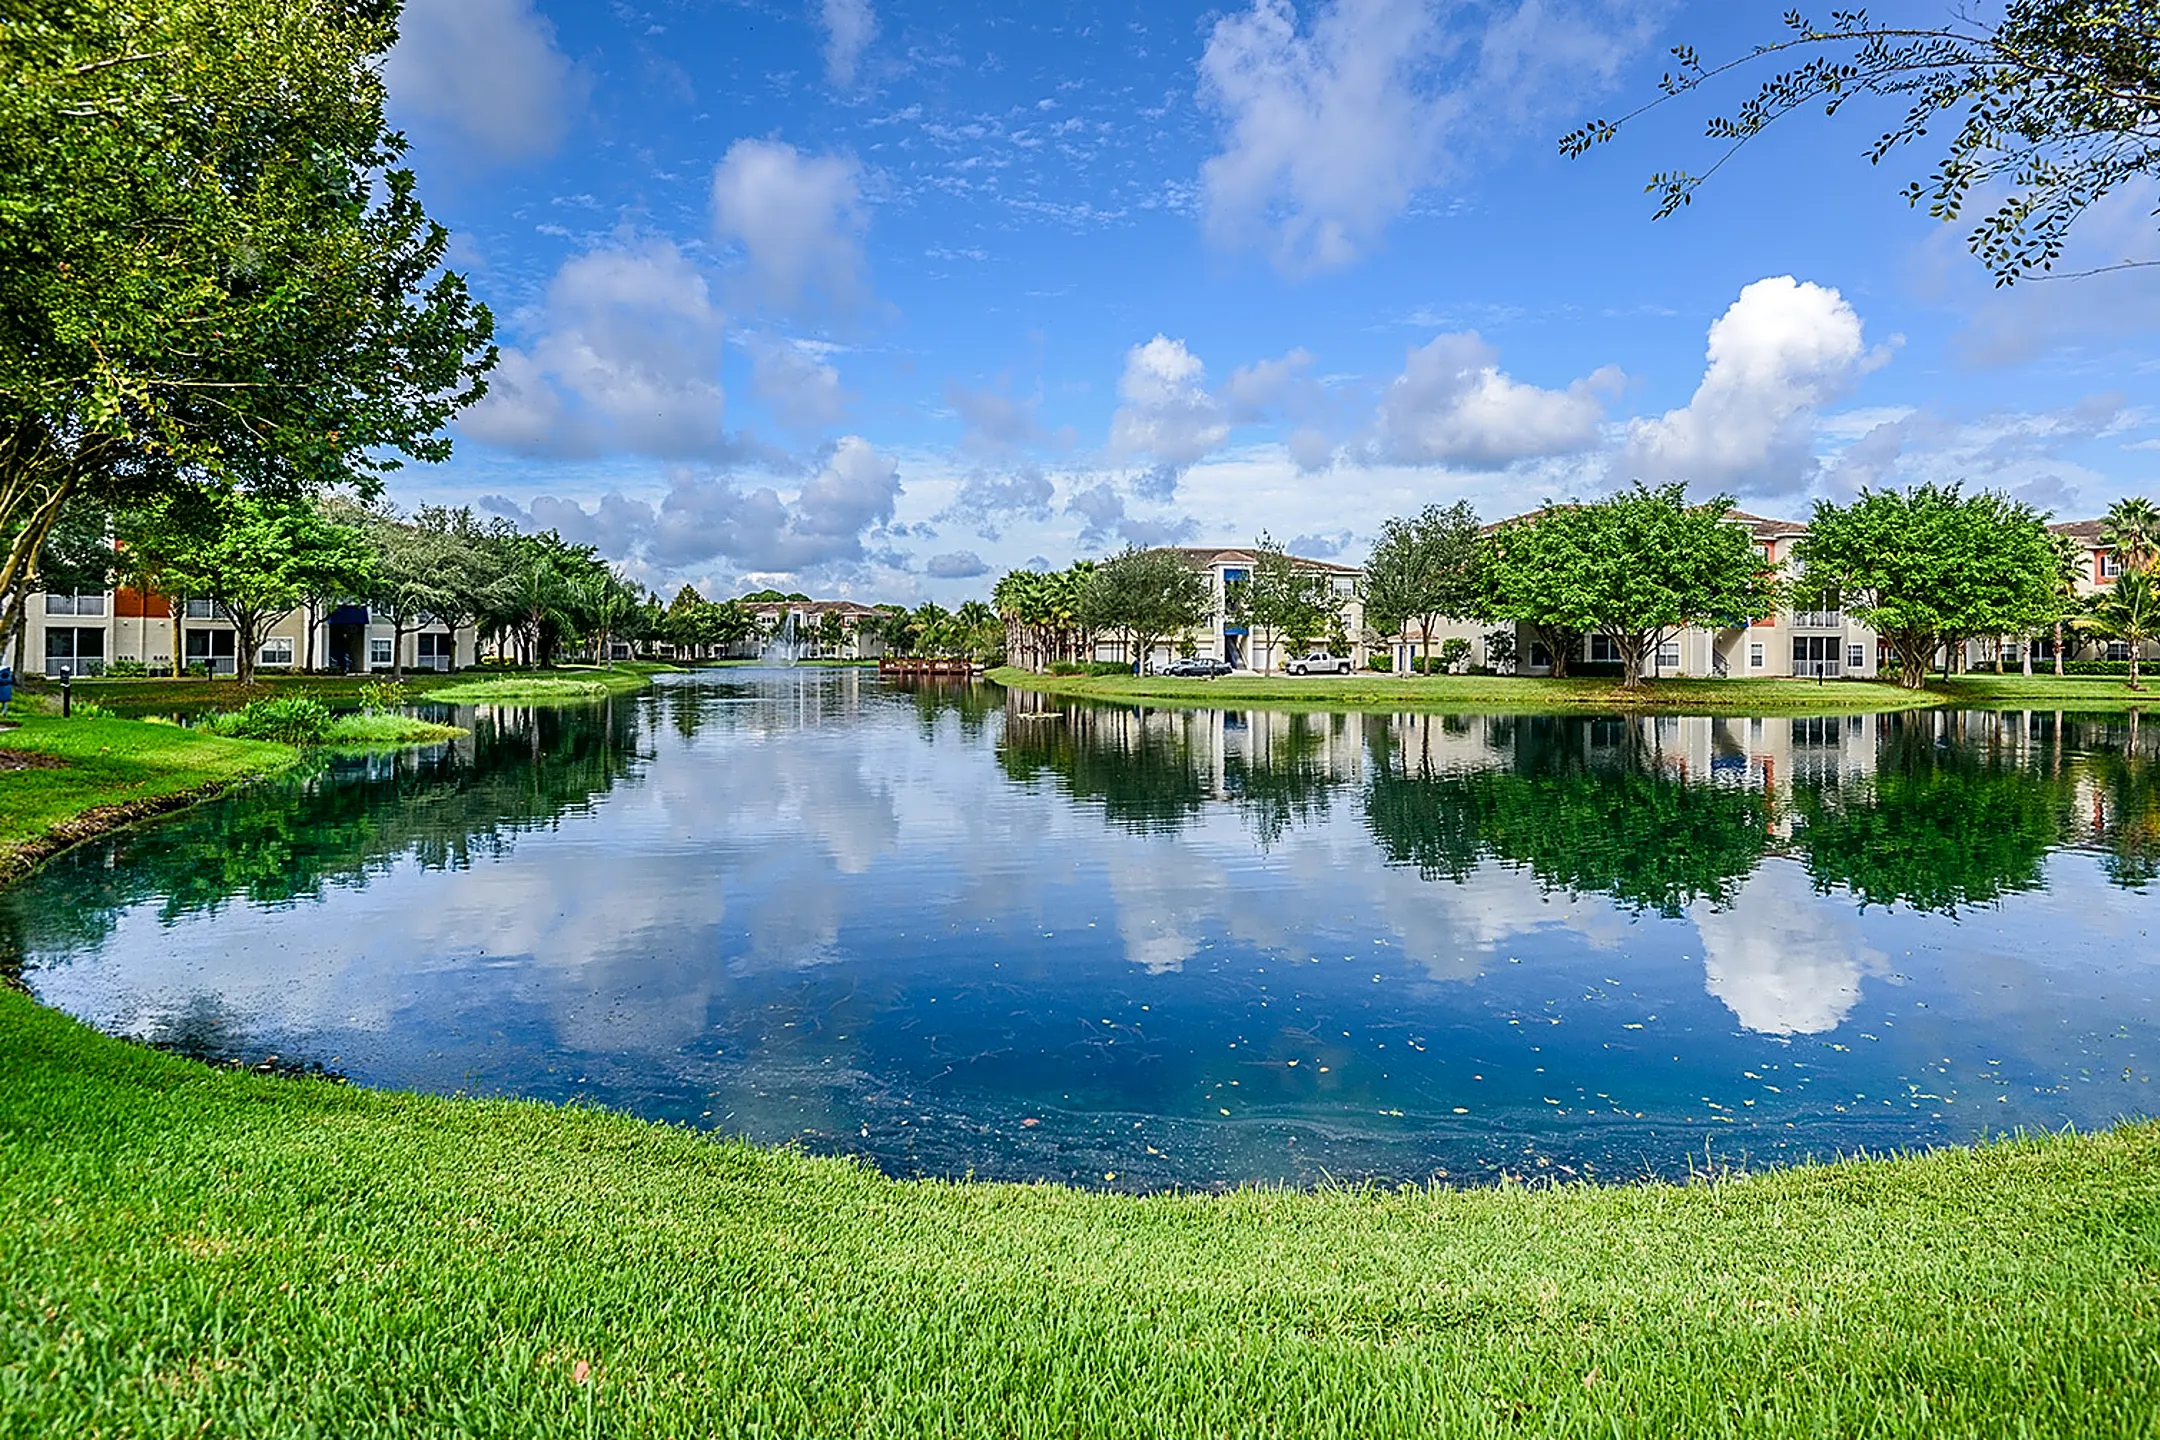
[1161,658,1234,678]
[1287,652,1353,676]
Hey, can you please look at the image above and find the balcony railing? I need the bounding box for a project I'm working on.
[44,594,107,616]
[1794,660,1843,679]
[1791,610,1842,630]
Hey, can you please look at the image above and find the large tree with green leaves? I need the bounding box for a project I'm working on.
[1229,536,1342,672]
[1080,548,1215,673]
[2096,567,2160,689]
[151,493,374,685]
[2101,496,2160,574]
[1358,502,1484,672]
[0,0,493,647]
[1798,484,2060,689]
[1564,4,2160,284]
[1480,486,1778,688]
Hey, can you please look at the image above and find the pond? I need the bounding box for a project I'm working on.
[7,668,2157,1190]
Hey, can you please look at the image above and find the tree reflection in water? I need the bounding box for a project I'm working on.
[1000,696,2160,918]
[2,701,641,961]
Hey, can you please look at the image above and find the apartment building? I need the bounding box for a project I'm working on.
[10,585,477,677]
[1102,546,1364,672]
[1380,510,1883,680]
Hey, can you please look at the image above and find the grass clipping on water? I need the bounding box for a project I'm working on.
[2,987,2156,1437]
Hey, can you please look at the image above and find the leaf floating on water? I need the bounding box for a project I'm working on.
[1020,1117,1040,1128]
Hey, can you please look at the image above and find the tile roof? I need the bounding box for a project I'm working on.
[2049,519,2106,543]
[1163,545,1360,574]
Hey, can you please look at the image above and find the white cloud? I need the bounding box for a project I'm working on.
[1374,331,1619,466]
[925,550,991,579]
[1066,480,1199,551]
[940,466,1057,538]
[1695,861,1883,1036]
[945,379,1070,456]
[821,0,879,89]
[485,437,903,581]
[748,336,851,432]
[384,0,583,165]
[1624,276,1891,496]
[1109,336,1230,473]
[712,140,868,313]
[1196,0,1661,273]
[461,239,731,459]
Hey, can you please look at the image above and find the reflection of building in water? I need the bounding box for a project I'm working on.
[1373,710,1892,821]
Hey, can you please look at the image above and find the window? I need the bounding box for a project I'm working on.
[44,592,105,616]
[259,637,294,667]
[1656,640,1681,669]
[43,627,105,676]
[2108,641,2131,662]
[1847,644,1866,672]
[1332,576,1355,596]
[1589,634,1621,664]
[2102,551,2124,578]
[369,638,393,667]
[418,633,453,671]
[1749,642,1765,669]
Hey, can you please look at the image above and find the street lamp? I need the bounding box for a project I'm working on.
[58,664,72,717]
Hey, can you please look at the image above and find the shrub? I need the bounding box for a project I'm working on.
[1366,654,1392,672]
[184,661,213,679]
[69,700,116,720]
[358,679,411,715]
[1085,661,1132,677]
[2062,660,2137,676]
[106,659,150,678]
[205,695,332,745]
[1048,661,1084,676]
[1439,638,1473,673]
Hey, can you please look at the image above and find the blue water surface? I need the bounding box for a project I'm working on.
[7,667,2155,1189]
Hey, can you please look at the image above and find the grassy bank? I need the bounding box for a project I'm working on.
[1,989,2154,1437]
[1934,673,2160,711]
[988,668,1942,715]
[425,661,681,705]
[0,714,296,879]
[56,661,681,715]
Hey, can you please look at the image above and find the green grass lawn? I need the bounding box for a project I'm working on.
[0,714,296,876]
[56,662,681,714]
[1,989,2155,1437]
[320,713,467,747]
[1933,673,2160,711]
[988,668,1943,716]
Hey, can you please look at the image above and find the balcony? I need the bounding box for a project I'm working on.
[1790,610,1843,630]
[44,593,107,616]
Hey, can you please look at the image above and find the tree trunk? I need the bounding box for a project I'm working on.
[2132,647,2143,692]
[2055,619,2066,676]
[305,600,318,674]
[392,620,407,681]
[2022,638,2033,676]
[171,602,183,678]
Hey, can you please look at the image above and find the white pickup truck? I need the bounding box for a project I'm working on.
[1286,651,1353,676]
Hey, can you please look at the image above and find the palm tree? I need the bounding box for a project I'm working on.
[2045,531,2087,676]
[2097,569,2159,690]
[2101,497,2160,577]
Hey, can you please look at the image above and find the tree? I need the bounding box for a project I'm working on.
[155,494,374,685]
[1080,548,1215,673]
[2101,496,2160,575]
[2046,530,2089,676]
[2097,568,2160,689]
[815,609,848,657]
[1359,503,1484,673]
[356,507,467,681]
[1798,485,2058,690]
[1479,487,1777,688]
[0,0,494,640]
[1564,5,2160,284]
[1231,536,1340,672]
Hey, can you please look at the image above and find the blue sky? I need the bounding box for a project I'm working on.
[381,0,2160,603]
